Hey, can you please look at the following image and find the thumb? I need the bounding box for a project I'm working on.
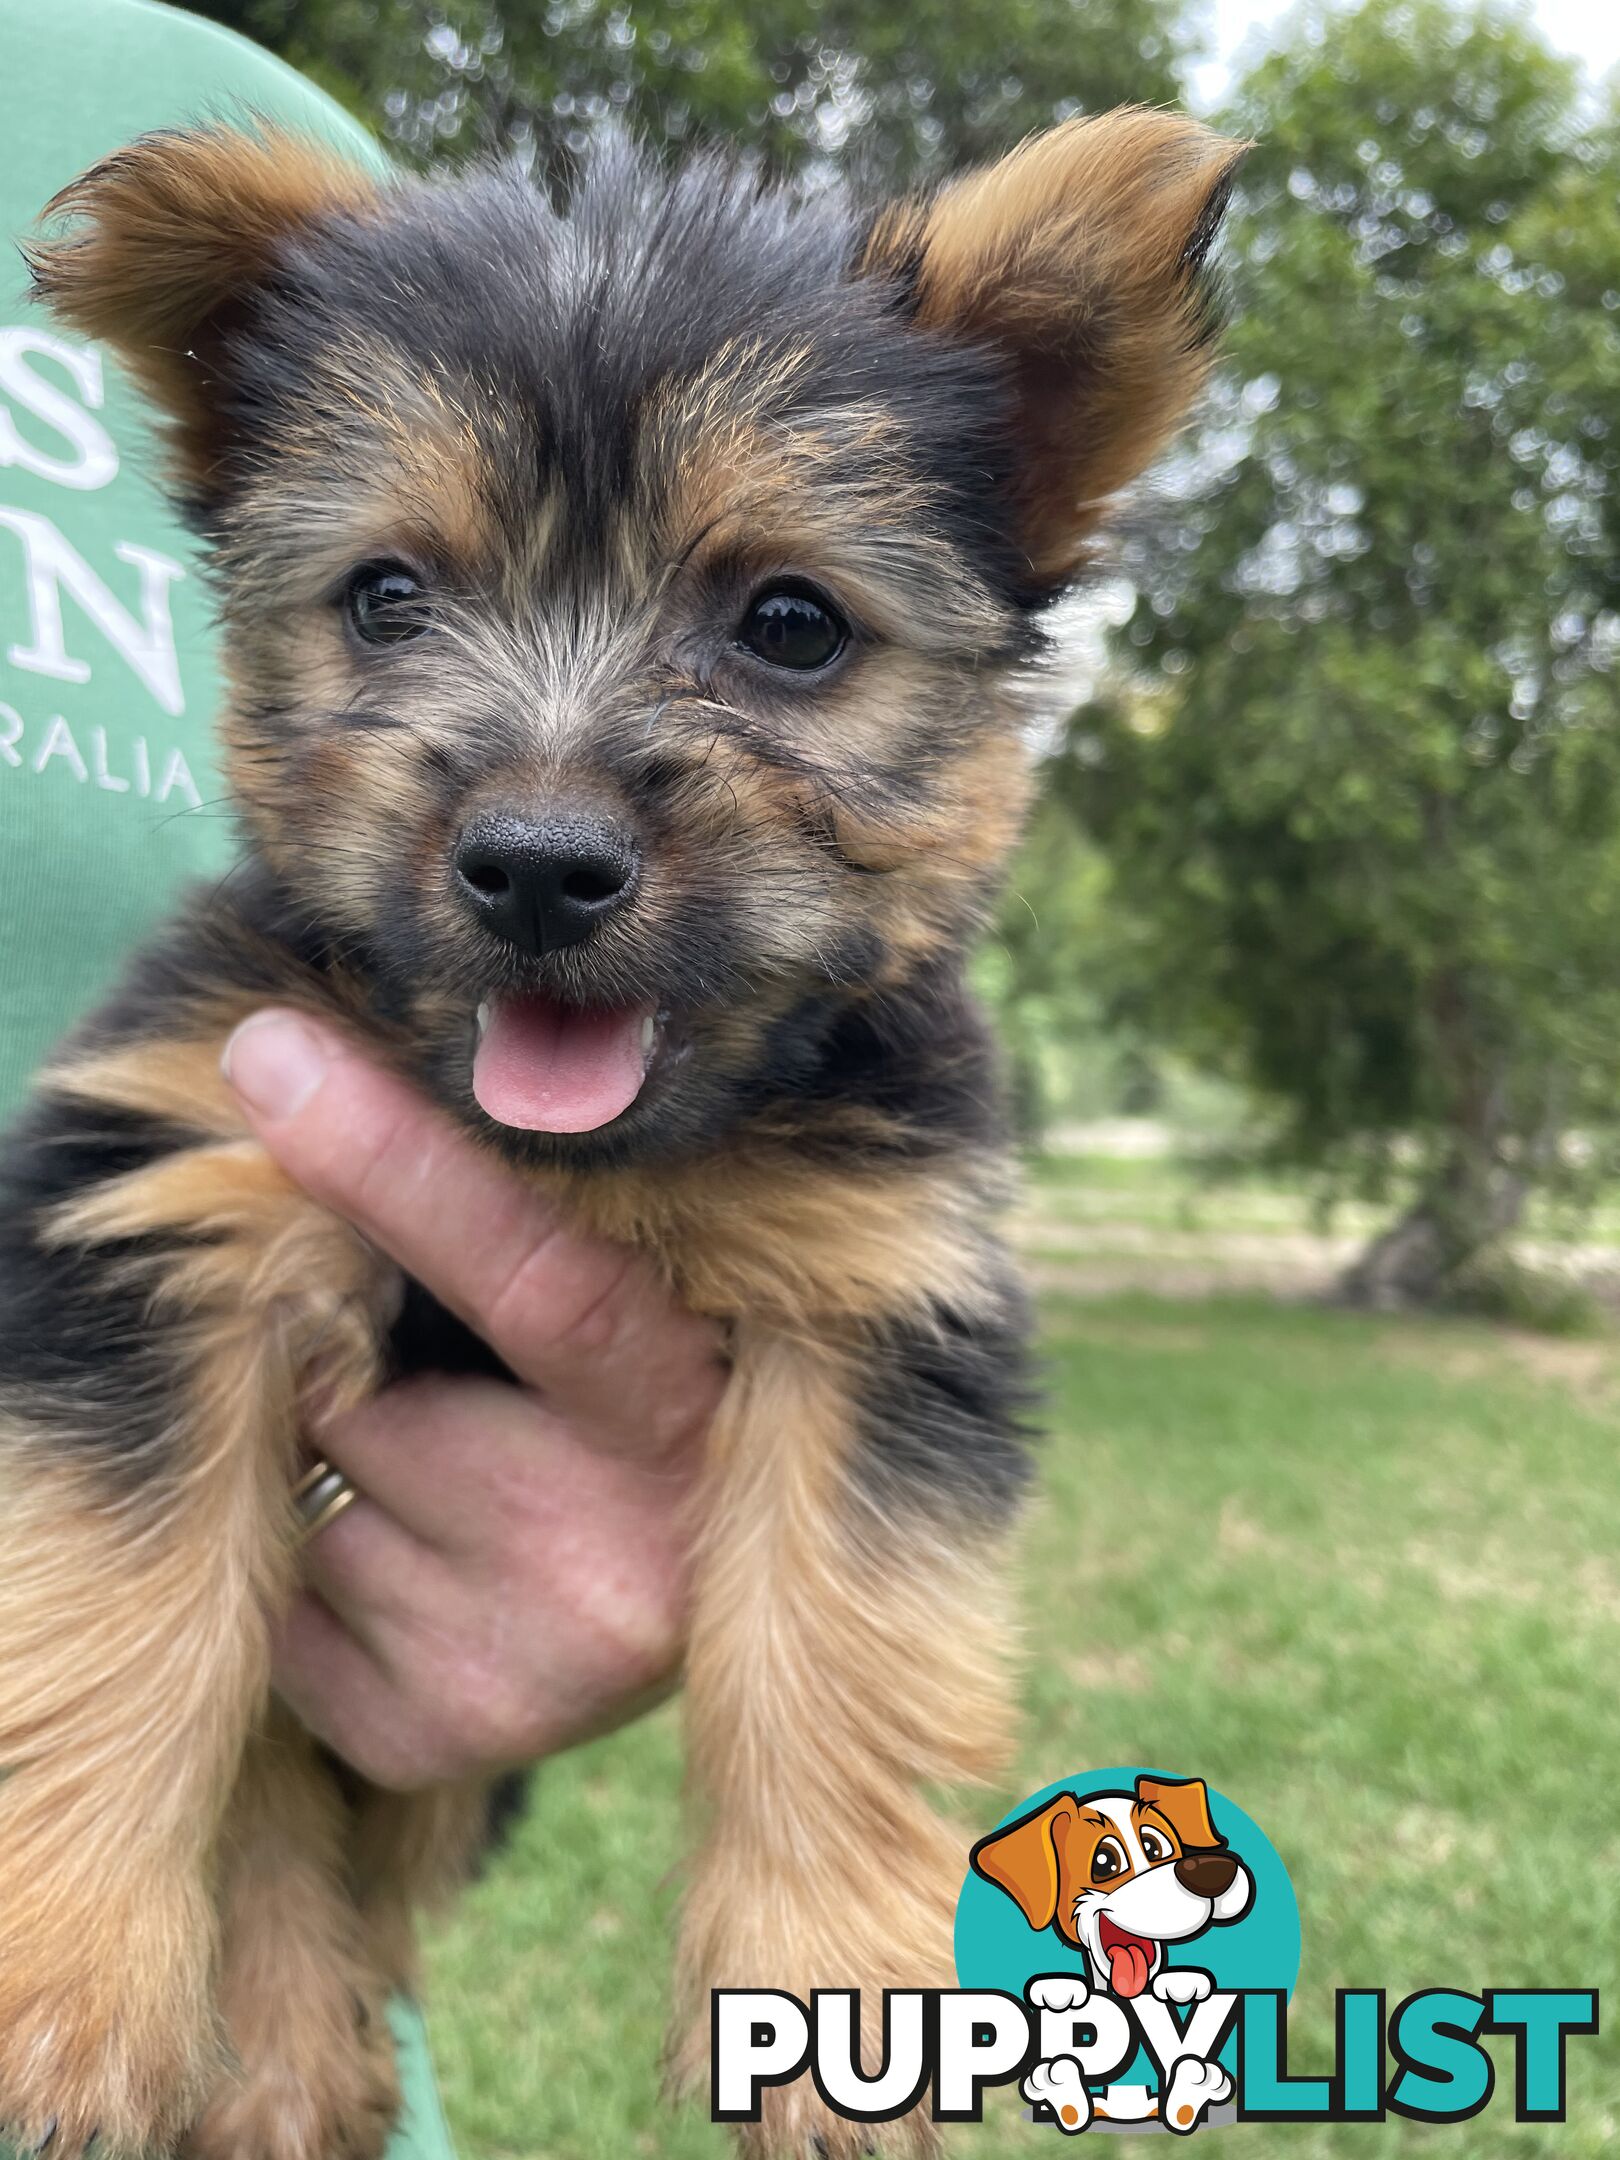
[221,1008,707,1416]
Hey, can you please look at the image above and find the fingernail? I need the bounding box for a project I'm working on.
[222,1010,333,1119]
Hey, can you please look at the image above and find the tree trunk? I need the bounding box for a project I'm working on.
[1343,947,1539,1309]
[1341,1147,1529,1309]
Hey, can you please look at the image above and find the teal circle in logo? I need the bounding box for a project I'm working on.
[954,1768,1300,2090]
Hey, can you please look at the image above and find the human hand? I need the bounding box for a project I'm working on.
[223,1010,726,1790]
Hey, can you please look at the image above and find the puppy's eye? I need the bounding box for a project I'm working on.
[344,562,429,646]
[1140,1828,1173,1865]
[736,581,848,671]
[1091,1837,1129,1884]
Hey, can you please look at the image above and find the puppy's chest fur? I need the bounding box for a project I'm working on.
[0,869,1031,1512]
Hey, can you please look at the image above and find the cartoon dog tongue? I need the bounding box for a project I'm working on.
[1101,1924,1154,1999]
[473,992,650,1133]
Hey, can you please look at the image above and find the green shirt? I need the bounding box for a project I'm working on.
[0,0,367,1116]
[0,4,454,2153]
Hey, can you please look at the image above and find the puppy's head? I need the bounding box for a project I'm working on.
[29,116,1241,1164]
[970,1775,1253,1997]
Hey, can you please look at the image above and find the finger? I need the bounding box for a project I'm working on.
[313,1373,698,1559]
[298,1485,455,1654]
[223,1008,721,1438]
[272,1593,445,1790]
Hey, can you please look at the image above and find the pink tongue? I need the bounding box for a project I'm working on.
[472,994,649,1133]
[1106,1941,1153,1999]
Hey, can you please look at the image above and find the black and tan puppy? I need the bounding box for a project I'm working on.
[2,112,1240,2158]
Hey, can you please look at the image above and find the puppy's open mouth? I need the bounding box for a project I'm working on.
[1097,1914,1159,1999]
[472,993,665,1133]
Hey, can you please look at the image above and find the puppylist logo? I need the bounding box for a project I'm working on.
[712,1769,1599,2136]
[965,1771,1260,2130]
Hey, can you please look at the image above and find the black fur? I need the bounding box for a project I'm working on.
[855,1275,1037,1519]
[206,147,1040,616]
[0,1094,185,1475]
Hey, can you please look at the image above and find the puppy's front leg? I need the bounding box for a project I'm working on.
[185,1709,402,2160]
[0,1427,259,2154]
[0,1060,390,2153]
[677,1309,1027,2158]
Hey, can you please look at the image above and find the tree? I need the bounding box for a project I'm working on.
[976,788,1133,1141]
[182,0,1186,177]
[1065,0,1620,1304]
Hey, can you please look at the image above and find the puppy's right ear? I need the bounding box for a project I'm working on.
[970,1795,1078,1930]
[24,125,380,511]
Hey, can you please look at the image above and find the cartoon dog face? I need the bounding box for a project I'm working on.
[970,1776,1253,1999]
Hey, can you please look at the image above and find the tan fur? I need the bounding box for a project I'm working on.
[185,1708,400,2160]
[0,1042,404,2152]
[0,1196,373,2151]
[44,1033,248,1133]
[0,1451,238,2151]
[864,108,1247,585]
[655,402,1005,653]
[555,1145,996,1327]
[349,1781,505,1993]
[219,339,506,597]
[47,1024,1001,1340]
[675,1323,1015,2157]
[25,128,380,501]
[23,1060,509,2155]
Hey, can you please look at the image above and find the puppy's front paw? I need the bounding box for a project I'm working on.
[677,1824,962,2157]
[183,1982,399,2160]
[0,1904,214,2154]
[1161,2057,1231,2135]
[746,2080,937,2159]
[1151,1967,1213,2007]
[675,2013,939,2160]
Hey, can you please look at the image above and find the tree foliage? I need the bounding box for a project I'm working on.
[1066,0,1620,1298]
[184,0,1185,177]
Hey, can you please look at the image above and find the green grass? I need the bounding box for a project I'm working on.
[422,1294,1620,2157]
[1025,1147,1620,1252]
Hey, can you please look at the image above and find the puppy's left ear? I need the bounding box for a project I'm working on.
[1137,1774,1224,1850]
[861,108,1246,592]
[25,124,381,513]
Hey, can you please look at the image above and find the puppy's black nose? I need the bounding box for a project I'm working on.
[1174,1851,1238,1899]
[454,809,639,956]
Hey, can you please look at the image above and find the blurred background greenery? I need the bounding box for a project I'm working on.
[166,0,1620,2147]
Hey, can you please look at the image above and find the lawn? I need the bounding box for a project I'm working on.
[423,1290,1620,2157]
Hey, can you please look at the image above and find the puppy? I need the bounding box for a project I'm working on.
[971,1774,1254,1997]
[3,114,1240,2158]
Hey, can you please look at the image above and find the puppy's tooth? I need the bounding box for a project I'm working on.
[639,1013,658,1064]
[475,1000,491,1038]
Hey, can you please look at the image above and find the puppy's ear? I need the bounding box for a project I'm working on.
[25,125,379,510]
[862,108,1246,591]
[1137,1774,1224,1851]
[970,1795,1079,1929]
